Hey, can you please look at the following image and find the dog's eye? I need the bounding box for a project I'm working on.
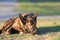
[30,20,34,24]
[23,20,26,24]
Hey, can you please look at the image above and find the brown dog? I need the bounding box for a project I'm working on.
[23,13,38,34]
[2,14,26,34]
[2,13,38,35]
[2,17,17,34]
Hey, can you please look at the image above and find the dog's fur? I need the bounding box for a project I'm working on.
[2,17,17,34]
[23,13,38,34]
[2,13,38,35]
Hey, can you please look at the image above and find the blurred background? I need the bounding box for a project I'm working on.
[0,0,60,20]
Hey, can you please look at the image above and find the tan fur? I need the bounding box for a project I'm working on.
[2,13,38,35]
[2,14,26,34]
[2,17,17,34]
[23,13,38,34]
[12,17,25,34]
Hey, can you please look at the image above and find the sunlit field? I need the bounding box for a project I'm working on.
[37,19,60,27]
[16,2,60,16]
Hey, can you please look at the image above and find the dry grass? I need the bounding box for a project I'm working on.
[37,19,60,27]
[0,32,60,40]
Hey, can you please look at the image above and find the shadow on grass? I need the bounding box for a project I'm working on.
[37,26,60,35]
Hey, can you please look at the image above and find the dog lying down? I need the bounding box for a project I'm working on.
[2,12,38,35]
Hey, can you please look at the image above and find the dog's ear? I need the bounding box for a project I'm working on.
[22,14,27,17]
[32,13,38,18]
[19,13,27,24]
[19,13,22,17]
[19,13,24,20]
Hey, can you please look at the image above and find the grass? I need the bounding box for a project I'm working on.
[18,0,60,2]
[16,2,60,16]
[37,18,60,27]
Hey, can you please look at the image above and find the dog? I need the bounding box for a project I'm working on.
[2,12,38,35]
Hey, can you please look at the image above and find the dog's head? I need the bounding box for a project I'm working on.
[19,13,38,34]
[25,13,38,34]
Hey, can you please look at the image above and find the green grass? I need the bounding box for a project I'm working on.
[18,0,60,2]
[37,19,60,27]
[16,2,60,16]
